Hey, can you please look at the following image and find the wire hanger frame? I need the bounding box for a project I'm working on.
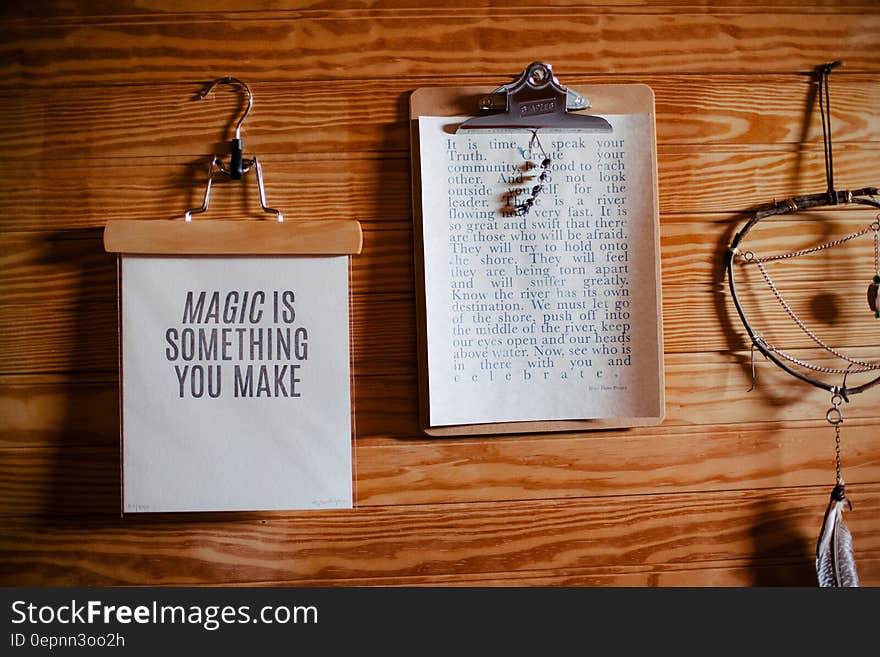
[184,77,283,222]
[725,62,880,400]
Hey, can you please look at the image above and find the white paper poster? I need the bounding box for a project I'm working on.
[121,256,352,512]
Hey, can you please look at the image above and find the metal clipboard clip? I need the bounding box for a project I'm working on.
[457,62,613,133]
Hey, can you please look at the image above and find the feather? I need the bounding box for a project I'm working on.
[816,484,860,587]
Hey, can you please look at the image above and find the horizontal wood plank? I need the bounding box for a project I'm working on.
[3,146,879,232]
[4,1,879,22]
[662,212,880,285]
[219,556,880,587]
[2,12,880,90]
[4,224,880,375]
[3,346,880,446]
[6,368,880,448]
[354,420,880,505]
[0,158,414,232]
[349,349,880,437]
[0,377,119,448]
[5,212,880,305]
[6,212,880,295]
[3,283,880,375]
[2,75,878,163]
[3,418,880,515]
[2,283,879,373]
[1,485,877,585]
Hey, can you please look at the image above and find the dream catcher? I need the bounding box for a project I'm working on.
[726,62,879,587]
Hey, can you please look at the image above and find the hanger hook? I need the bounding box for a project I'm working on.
[199,76,253,140]
[197,77,254,179]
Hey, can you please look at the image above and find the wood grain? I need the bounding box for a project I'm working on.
[1,484,878,585]
[4,418,880,515]
[3,145,879,233]
[348,348,880,437]
[5,0,879,22]
[0,376,119,448]
[3,344,880,447]
[4,224,880,376]
[7,367,880,448]
[2,1,879,587]
[1,75,878,162]
[661,212,880,285]
[2,11,880,89]
[221,556,880,587]
[4,282,880,375]
[5,212,880,304]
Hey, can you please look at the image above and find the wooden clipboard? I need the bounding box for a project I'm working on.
[410,64,663,436]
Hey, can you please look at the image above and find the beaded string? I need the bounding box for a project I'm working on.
[515,131,551,216]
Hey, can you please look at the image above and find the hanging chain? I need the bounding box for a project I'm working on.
[826,393,844,485]
[875,223,879,275]
[755,338,875,374]
[746,221,877,263]
[739,217,880,374]
[749,258,880,371]
[835,422,842,485]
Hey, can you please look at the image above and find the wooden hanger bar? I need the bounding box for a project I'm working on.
[104,219,363,255]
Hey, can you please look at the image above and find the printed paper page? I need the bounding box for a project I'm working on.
[419,115,662,426]
[121,256,352,512]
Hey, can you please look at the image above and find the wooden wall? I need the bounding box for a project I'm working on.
[1,1,879,586]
